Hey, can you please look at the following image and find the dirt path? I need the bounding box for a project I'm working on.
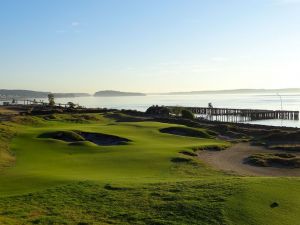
[197,143,300,176]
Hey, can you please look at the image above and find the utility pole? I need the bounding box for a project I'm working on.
[276,93,283,111]
[276,93,283,126]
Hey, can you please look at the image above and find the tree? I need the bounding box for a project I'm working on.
[48,94,55,106]
[67,102,76,109]
[146,105,170,117]
[181,109,195,120]
[171,107,183,116]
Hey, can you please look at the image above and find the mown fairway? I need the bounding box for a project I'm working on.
[0,113,299,224]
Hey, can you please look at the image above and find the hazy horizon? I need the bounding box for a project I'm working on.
[1,0,300,93]
[3,87,300,95]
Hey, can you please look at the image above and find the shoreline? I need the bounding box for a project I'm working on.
[1,104,300,130]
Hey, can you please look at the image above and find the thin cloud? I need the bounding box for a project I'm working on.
[71,21,80,27]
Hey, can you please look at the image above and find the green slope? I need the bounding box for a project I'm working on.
[225,178,300,225]
[0,118,226,196]
[0,114,299,224]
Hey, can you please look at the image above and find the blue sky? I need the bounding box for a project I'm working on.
[1,0,300,93]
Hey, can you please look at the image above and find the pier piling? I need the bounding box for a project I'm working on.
[167,106,299,123]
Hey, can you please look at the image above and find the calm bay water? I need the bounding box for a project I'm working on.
[3,93,300,127]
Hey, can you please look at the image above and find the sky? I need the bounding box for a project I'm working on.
[1,0,300,93]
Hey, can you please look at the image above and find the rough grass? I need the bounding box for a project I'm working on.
[192,144,230,151]
[179,150,198,157]
[246,153,300,168]
[258,130,300,145]
[104,112,149,122]
[1,179,299,225]
[0,180,236,225]
[0,123,15,170]
[52,114,103,123]
[269,144,300,152]
[10,116,45,126]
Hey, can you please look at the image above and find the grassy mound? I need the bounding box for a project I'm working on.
[258,130,300,145]
[179,150,198,157]
[269,144,300,152]
[171,157,193,163]
[160,127,213,139]
[38,131,85,142]
[11,116,45,126]
[52,114,102,123]
[43,114,57,120]
[193,144,229,151]
[246,153,300,168]
[104,112,149,122]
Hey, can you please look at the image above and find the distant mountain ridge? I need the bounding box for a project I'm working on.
[94,90,146,97]
[0,89,90,99]
[1,88,300,100]
[162,88,300,95]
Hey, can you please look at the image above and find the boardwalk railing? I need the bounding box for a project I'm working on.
[167,106,299,122]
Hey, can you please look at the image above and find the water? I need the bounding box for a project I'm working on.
[2,93,300,127]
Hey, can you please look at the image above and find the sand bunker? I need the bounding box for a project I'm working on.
[197,143,300,176]
[38,131,85,142]
[160,127,212,138]
[38,131,130,146]
[76,131,130,146]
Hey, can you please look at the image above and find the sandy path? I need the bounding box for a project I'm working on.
[197,143,300,176]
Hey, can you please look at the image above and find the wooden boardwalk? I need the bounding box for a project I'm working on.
[167,106,299,122]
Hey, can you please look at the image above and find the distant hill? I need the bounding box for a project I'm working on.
[94,90,146,97]
[53,93,91,98]
[0,89,90,99]
[0,89,50,99]
[163,88,300,95]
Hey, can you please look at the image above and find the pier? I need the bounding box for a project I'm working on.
[167,106,299,122]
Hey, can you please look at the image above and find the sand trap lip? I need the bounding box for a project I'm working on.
[197,143,300,177]
[38,130,131,146]
[38,131,85,143]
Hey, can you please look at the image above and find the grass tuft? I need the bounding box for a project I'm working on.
[246,153,300,168]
